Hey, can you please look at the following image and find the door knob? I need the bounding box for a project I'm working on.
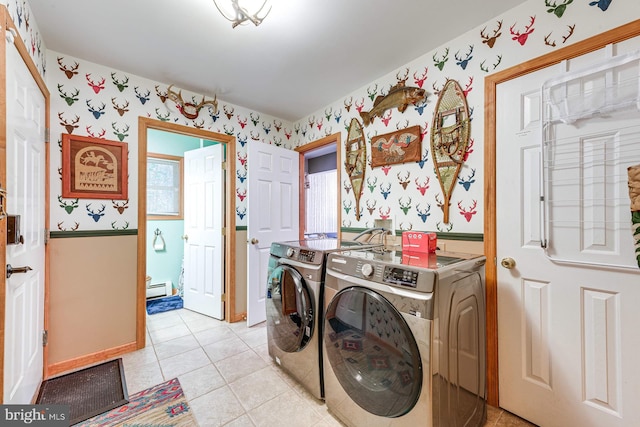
[6,264,32,279]
[181,234,189,241]
[500,257,516,269]
[250,238,259,245]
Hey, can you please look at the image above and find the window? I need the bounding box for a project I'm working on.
[305,169,337,235]
[147,153,183,219]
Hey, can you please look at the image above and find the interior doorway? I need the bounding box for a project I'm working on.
[136,118,236,348]
[295,133,341,241]
[145,131,224,319]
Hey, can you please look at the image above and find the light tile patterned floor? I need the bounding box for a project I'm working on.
[121,308,536,427]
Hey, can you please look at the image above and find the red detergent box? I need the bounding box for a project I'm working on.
[402,231,437,253]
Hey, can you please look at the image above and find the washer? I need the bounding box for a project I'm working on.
[265,238,383,400]
[322,249,486,426]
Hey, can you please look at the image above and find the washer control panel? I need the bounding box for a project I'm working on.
[383,266,419,288]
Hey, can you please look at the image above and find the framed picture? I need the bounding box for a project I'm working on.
[61,134,128,199]
[370,125,422,168]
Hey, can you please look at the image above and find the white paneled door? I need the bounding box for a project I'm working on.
[183,145,224,320]
[4,42,46,403]
[247,143,299,327]
[496,38,640,426]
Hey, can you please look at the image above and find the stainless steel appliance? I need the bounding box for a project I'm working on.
[265,238,384,400]
[322,249,486,426]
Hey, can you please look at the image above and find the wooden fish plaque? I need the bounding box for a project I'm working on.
[430,79,471,223]
[370,125,422,168]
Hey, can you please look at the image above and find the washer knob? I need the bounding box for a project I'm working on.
[286,248,295,258]
[361,263,374,278]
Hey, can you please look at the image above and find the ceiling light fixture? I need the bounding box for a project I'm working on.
[213,0,272,28]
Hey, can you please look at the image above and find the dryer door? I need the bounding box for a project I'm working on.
[324,286,423,418]
[266,264,314,352]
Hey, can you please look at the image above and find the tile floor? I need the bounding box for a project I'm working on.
[120,308,536,427]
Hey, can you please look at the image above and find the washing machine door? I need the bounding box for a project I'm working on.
[324,286,422,418]
[266,264,314,352]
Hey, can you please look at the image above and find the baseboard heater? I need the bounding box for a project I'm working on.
[146,280,172,299]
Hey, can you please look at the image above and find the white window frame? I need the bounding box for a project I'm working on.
[147,152,184,220]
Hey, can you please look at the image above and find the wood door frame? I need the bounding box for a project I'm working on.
[295,133,342,241]
[484,19,640,406]
[137,118,238,348]
[0,5,51,398]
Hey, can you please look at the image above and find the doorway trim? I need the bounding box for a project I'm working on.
[137,118,237,348]
[484,19,640,406]
[295,133,342,241]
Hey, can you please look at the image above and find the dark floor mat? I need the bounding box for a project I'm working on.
[36,358,128,425]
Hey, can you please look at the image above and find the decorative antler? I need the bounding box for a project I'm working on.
[135,87,151,104]
[454,45,474,70]
[416,204,431,223]
[223,105,235,119]
[366,199,377,214]
[378,206,391,220]
[86,74,105,94]
[111,72,129,92]
[85,126,106,139]
[398,197,412,214]
[396,68,409,86]
[355,98,365,113]
[112,199,129,214]
[58,113,80,134]
[545,0,573,18]
[166,85,218,119]
[215,0,271,28]
[58,196,79,214]
[344,97,353,112]
[367,84,378,101]
[86,203,106,222]
[462,76,473,97]
[57,57,79,79]
[510,16,536,46]
[57,84,79,106]
[433,48,449,71]
[155,85,168,103]
[111,98,130,116]
[458,168,476,191]
[399,222,413,231]
[415,177,430,195]
[480,20,503,48]
[397,171,410,189]
[562,24,576,44]
[413,67,428,88]
[458,200,478,222]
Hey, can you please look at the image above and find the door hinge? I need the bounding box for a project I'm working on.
[44,228,50,245]
[221,161,227,170]
[221,293,226,302]
[44,128,50,143]
[42,330,48,347]
[221,227,226,236]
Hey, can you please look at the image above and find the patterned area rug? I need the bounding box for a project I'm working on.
[74,378,195,427]
[146,295,183,315]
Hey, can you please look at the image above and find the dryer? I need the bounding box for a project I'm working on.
[322,249,486,426]
[265,238,383,400]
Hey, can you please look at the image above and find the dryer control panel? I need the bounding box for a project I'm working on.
[296,249,316,263]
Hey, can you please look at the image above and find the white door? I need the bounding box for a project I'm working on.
[247,143,299,326]
[183,145,224,319]
[4,42,46,403]
[496,39,640,426]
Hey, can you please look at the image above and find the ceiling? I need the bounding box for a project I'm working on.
[28,0,527,122]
